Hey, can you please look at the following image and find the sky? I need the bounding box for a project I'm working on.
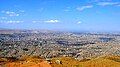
[0,0,120,32]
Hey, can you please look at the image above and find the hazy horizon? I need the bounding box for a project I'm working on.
[0,0,120,32]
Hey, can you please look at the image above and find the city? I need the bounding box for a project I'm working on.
[0,29,120,67]
[0,0,120,67]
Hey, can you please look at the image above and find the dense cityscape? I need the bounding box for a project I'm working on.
[1,29,120,67]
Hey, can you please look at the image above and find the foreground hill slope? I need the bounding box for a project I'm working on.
[0,56,52,67]
[0,56,120,67]
[50,56,120,67]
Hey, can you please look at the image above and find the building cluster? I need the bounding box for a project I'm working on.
[0,30,120,60]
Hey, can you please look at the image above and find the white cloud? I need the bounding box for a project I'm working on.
[0,20,23,24]
[44,20,59,23]
[97,2,119,6]
[77,21,82,24]
[77,5,93,11]
[19,10,25,13]
[1,11,20,17]
[6,11,19,16]
[32,19,59,23]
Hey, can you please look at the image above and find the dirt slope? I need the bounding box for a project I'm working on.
[1,56,120,67]
[50,56,120,67]
[0,57,51,67]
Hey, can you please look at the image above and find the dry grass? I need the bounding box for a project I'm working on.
[50,56,120,67]
[1,56,120,67]
[0,56,51,67]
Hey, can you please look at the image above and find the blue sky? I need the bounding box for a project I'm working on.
[0,0,120,32]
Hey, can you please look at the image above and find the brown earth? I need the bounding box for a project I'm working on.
[0,56,51,67]
[50,56,120,67]
[1,56,120,67]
